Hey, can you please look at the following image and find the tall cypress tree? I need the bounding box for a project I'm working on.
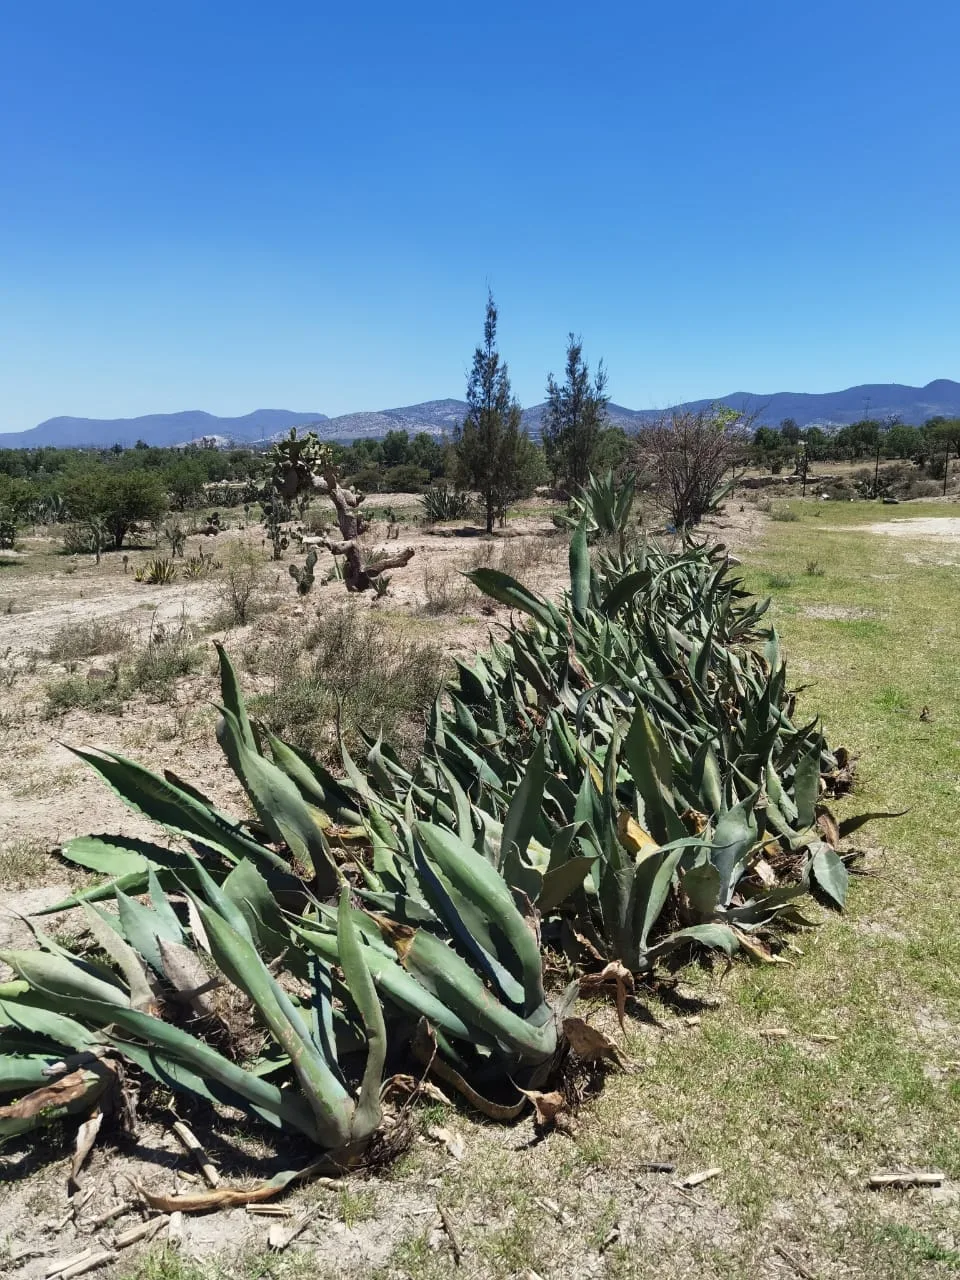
[542,334,609,493]
[456,292,533,533]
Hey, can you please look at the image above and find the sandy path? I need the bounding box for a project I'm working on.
[862,517,960,540]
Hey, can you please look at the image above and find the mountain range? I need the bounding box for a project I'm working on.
[2,380,958,449]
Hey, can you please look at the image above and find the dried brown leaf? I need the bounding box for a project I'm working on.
[579,961,635,1033]
[69,1108,104,1193]
[563,1016,629,1068]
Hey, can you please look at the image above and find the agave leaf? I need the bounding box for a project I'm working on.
[214,642,260,754]
[623,705,686,844]
[0,998,99,1051]
[194,900,352,1147]
[710,794,759,906]
[465,568,562,631]
[635,843,688,953]
[79,902,155,1012]
[0,950,131,1008]
[293,920,490,1047]
[0,1062,115,1143]
[222,859,292,965]
[680,858,722,921]
[569,520,591,618]
[691,741,723,817]
[34,869,178,916]
[810,843,848,909]
[65,747,280,871]
[413,821,546,1017]
[383,923,556,1063]
[599,569,653,618]
[644,923,740,966]
[499,739,546,871]
[225,731,340,895]
[58,834,190,880]
[538,855,595,914]
[114,887,179,976]
[412,840,524,1009]
[334,888,386,1141]
[793,746,821,829]
[264,732,364,826]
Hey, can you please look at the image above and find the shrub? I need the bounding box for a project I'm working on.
[421,561,474,614]
[127,617,201,700]
[42,616,200,713]
[43,664,124,717]
[905,478,941,500]
[46,619,130,664]
[770,506,799,522]
[216,544,265,626]
[635,406,742,527]
[251,607,444,763]
[61,523,100,555]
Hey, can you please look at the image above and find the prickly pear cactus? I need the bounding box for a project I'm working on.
[288,546,319,595]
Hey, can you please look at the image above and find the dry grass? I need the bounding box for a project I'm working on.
[247,605,445,764]
[0,836,54,889]
[45,617,131,663]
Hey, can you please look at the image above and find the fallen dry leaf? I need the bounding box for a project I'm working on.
[579,961,635,1033]
[516,1088,569,1129]
[425,1124,465,1161]
[69,1108,104,1193]
[563,1016,629,1067]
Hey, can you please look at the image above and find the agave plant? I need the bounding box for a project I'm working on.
[556,469,636,550]
[420,486,471,524]
[355,523,872,977]
[1,874,386,1157]
[3,642,582,1162]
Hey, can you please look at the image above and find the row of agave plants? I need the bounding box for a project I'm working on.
[0,481,880,1192]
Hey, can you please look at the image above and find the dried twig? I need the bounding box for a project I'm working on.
[114,1217,168,1249]
[868,1170,944,1189]
[438,1203,463,1265]
[773,1242,818,1279]
[59,1251,117,1280]
[85,1203,132,1231]
[267,1207,328,1252]
[674,1167,721,1189]
[47,1249,118,1279]
[170,1118,220,1188]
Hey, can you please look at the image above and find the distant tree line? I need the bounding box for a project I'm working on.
[751,416,960,470]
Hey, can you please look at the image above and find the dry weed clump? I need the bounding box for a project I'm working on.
[45,618,131,664]
[248,605,445,763]
[42,613,201,716]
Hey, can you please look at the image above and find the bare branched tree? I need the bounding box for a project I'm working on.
[636,405,747,529]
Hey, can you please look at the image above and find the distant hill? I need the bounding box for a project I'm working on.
[2,381,959,449]
[0,409,325,449]
[307,399,468,442]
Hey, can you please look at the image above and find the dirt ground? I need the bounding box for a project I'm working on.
[864,516,960,540]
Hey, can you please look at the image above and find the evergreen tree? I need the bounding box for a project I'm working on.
[456,292,533,532]
[541,334,609,493]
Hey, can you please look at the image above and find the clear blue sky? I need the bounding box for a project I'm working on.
[2,1,959,431]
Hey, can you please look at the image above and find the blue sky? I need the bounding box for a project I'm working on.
[2,1,959,430]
